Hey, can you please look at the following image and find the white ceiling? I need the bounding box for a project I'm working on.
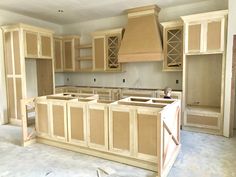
[0,0,208,24]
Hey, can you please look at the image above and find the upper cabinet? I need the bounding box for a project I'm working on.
[161,20,183,71]
[181,10,228,54]
[92,28,123,71]
[63,36,80,72]
[24,30,53,59]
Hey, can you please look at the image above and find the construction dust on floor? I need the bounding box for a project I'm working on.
[0,125,236,177]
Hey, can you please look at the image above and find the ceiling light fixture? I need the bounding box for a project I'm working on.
[58,9,64,13]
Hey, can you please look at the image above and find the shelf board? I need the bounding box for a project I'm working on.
[77,56,93,61]
[77,44,92,49]
[186,105,221,114]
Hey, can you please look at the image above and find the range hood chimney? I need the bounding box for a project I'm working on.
[118,5,163,62]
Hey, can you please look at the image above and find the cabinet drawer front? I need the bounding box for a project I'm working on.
[188,24,201,52]
[186,114,219,128]
[207,21,222,51]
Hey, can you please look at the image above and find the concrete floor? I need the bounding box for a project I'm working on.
[0,125,236,177]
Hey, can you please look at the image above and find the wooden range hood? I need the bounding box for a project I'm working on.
[118,5,163,63]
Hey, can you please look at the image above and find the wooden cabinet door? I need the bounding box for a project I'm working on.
[109,106,134,156]
[63,39,74,71]
[93,36,105,70]
[87,104,108,151]
[67,102,87,146]
[50,101,67,141]
[135,108,158,162]
[24,31,39,58]
[35,101,50,138]
[40,34,52,58]
[187,24,201,53]
[54,38,63,72]
[206,20,222,52]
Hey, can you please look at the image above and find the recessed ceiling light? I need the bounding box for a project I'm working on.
[58,10,64,13]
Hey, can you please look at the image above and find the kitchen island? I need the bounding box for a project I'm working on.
[22,93,181,177]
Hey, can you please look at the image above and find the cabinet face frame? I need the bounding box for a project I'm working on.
[87,104,109,151]
[39,33,53,59]
[67,102,88,147]
[109,105,135,157]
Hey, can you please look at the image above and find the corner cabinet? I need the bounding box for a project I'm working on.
[161,20,183,71]
[182,10,228,54]
[54,37,63,72]
[181,10,228,135]
[92,28,123,71]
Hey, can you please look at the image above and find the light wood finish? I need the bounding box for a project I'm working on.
[67,101,88,147]
[62,36,80,72]
[87,101,111,151]
[118,5,163,62]
[13,31,21,74]
[207,21,221,51]
[181,10,228,135]
[121,89,155,99]
[2,23,55,124]
[54,38,63,72]
[161,20,183,71]
[40,34,52,58]
[34,95,181,176]
[24,31,38,58]
[188,24,201,52]
[181,10,228,54]
[37,59,54,96]
[93,37,105,70]
[92,28,123,71]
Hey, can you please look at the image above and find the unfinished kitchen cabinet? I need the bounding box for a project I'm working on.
[182,10,228,54]
[161,20,183,71]
[181,10,228,135]
[24,30,53,59]
[54,37,63,72]
[2,23,55,125]
[63,36,80,72]
[92,28,123,71]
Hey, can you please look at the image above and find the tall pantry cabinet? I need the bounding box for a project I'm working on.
[181,10,228,135]
[2,23,55,125]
